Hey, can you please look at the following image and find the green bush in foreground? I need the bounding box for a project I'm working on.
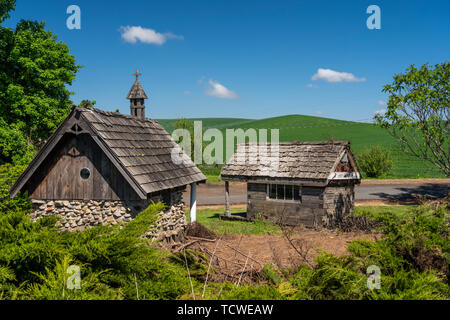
[1,201,448,300]
[291,204,449,300]
[213,203,449,300]
[0,201,202,300]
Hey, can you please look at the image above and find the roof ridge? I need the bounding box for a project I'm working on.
[237,141,349,146]
[76,106,158,124]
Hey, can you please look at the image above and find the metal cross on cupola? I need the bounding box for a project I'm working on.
[132,69,142,81]
[126,69,148,119]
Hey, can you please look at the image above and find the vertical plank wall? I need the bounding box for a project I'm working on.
[27,133,141,200]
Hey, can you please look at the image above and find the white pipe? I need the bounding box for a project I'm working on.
[190,183,197,223]
[225,181,230,216]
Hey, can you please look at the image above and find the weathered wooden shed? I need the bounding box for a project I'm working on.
[10,72,205,232]
[220,141,361,227]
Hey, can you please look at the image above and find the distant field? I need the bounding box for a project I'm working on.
[157,115,444,178]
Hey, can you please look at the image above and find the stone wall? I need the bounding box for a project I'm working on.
[31,199,150,232]
[141,202,186,243]
[142,190,187,243]
[323,184,355,227]
[30,190,187,238]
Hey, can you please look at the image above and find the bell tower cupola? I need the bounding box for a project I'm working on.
[126,70,148,119]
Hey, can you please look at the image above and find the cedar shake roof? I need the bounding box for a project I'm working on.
[10,106,205,199]
[126,79,148,99]
[80,107,205,193]
[221,141,360,183]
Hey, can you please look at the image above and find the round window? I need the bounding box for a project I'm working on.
[80,168,91,179]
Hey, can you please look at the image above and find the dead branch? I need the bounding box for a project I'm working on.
[186,235,217,242]
[236,252,251,287]
[183,249,196,300]
[276,206,314,268]
[268,239,284,269]
[173,240,199,253]
[218,234,243,298]
[282,231,313,268]
[221,242,263,266]
[201,249,250,268]
[202,234,224,298]
[134,273,139,300]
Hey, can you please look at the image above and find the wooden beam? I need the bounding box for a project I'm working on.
[221,176,328,187]
[328,172,361,180]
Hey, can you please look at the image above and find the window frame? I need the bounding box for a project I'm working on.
[266,184,302,202]
[80,167,91,180]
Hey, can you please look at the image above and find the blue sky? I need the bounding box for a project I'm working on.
[4,0,450,121]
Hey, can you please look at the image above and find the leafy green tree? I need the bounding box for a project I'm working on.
[375,62,449,176]
[0,1,81,164]
[0,163,31,213]
[0,0,15,23]
[78,100,97,109]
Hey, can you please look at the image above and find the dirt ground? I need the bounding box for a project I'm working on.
[354,199,417,206]
[188,228,377,275]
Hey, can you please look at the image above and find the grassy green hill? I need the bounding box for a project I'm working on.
[157,115,444,178]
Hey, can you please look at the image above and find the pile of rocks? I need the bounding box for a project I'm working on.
[31,199,147,232]
[142,203,187,243]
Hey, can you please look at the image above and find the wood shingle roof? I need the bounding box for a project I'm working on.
[79,107,206,194]
[126,79,148,99]
[9,106,206,199]
[221,141,359,183]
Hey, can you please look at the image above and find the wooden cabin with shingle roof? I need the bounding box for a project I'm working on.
[220,141,360,227]
[10,71,205,232]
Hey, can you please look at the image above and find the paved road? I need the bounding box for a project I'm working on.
[183,182,450,206]
[355,183,449,200]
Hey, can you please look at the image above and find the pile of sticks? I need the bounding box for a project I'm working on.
[337,215,383,232]
[174,235,265,286]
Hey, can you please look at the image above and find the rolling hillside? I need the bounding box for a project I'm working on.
[157,115,444,178]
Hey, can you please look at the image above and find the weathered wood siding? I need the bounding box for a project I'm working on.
[26,133,141,200]
[246,182,325,227]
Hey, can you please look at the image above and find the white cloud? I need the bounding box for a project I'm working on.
[306,83,318,88]
[205,79,237,99]
[377,100,386,106]
[119,26,183,45]
[315,110,323,115]
[183,90,191,95]
[311,68,366,83]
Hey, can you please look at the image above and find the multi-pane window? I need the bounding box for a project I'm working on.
[267,184,301,201]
